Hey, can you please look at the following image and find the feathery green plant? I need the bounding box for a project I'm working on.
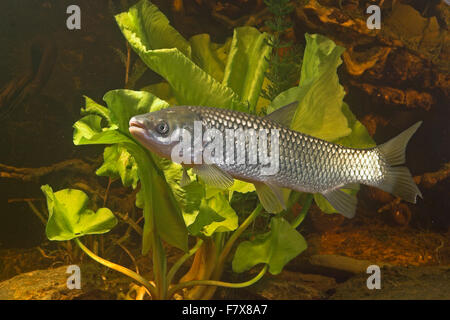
[261,0,304,102]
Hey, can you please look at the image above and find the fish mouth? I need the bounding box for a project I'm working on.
[129,118,146,130]
[129,118,149,138]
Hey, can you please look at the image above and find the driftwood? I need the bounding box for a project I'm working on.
[0,36,57,120]
[294,0,449,110]
[0,158,100,182]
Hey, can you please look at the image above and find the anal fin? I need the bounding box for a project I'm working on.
[254,181,286,214]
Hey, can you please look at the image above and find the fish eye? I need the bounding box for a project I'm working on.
[156,121,169,135]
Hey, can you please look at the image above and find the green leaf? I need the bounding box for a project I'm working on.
[41,185,117,241]
[334,103,376,149]
[157,158,204,215]
[222,27,271,109]
[156,158,238,237]
[100,90,188,252]
[75,90,189,253]
[103,89,169,135]
[96,145,139,189]
[141,82,177,105]
[269,34,351,141]
[202,193,238,236]
[228,179,256,201]
[187,198,225,236]
[190,34,231,82]
[123,141,188,253]
[73,115,131,146]
[81,95,112,124]
[115,1,246,110]
[116,0,191,57]
[232,217,307,275]
[229,180,255,194]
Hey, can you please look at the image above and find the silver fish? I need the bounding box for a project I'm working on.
[129,103,422,218]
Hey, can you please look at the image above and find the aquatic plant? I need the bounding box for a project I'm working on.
[40,0,375,299]
[261,0,304,102]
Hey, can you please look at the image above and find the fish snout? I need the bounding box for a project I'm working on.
[129,115,154,130]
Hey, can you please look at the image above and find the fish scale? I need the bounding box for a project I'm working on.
[186,106,384,194]
[129,103,422,218]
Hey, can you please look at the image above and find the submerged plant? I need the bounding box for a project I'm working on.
[261,0,304,102]
[40,0,374,300]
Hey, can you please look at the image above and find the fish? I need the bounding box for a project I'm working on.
[129,102,422,218]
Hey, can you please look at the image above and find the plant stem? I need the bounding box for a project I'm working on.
[214,204,263,280]
[74,238,157,298]
[291,194,313,229]
[167,238,203,286]
[167,265,268,298]
[26,200,47,225]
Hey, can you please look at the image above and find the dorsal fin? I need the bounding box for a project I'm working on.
[264,101,299,128]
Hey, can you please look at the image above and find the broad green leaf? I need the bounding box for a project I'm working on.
[156,158,237,237]
[141,82,177,105]
[187,198,225,236]
[123,141,188,253]
[157,158,204,215]
[228,179,255,201]
[116,0,191,57]
[115,1,247,110]
[103,89,169,135]
[269,34,351,141]
[229,180,255,194]
[75,91,188,252]
[41,185,117,241]
[190,34,231,82]
[335,103,376,149]
[232,217,307,275]
[96,145,139,189]
[73,115,131,146]
[81,95,112,124]
[101,90,188,252]
[222,27,271,109]
[202,193,238,236]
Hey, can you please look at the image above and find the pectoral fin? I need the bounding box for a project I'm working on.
[254,181,286,214]
[322,189,357,218]
[192,164,234,189]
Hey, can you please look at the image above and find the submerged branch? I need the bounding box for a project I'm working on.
[0,158,100,182]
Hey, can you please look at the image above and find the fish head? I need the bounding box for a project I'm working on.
[129,106,199,159]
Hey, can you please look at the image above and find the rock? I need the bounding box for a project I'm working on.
[0,266,83,300]
[245,270,337,300]
[0,265,116,300]
[331,266,450,300]
[304,254,391,280]
[310,254,382,273]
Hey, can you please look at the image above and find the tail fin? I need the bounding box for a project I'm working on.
[376,121,423,203]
